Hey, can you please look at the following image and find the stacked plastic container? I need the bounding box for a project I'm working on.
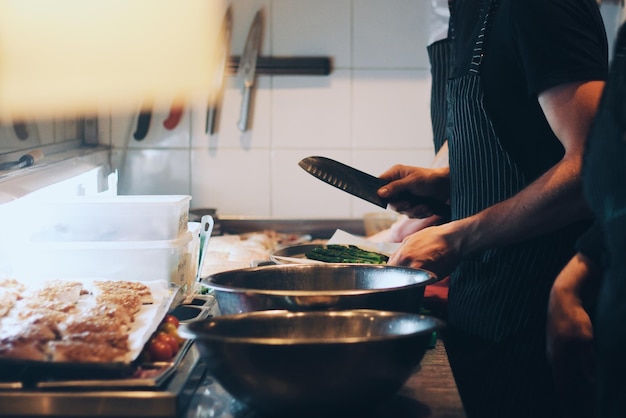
[11,195,198,298]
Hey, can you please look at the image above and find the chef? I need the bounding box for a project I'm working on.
[378,0,609,417]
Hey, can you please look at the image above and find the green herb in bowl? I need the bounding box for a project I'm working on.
[305,244,389,264]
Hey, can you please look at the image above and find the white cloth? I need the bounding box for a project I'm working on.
[428,0,451,45]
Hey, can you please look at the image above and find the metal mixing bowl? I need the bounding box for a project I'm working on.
[180,309,444,416]
[202,263,439,315]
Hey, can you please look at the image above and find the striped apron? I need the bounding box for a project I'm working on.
[427,37,453,154]
[442,1,587,416]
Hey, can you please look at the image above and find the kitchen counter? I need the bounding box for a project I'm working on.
[389,339,466,418]
[184,338,466,418]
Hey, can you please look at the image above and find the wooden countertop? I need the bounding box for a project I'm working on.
[375,338,467,418]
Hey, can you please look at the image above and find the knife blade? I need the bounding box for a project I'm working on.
[206,6,233,135]
[236,8,264,132]
[298,156,451,220]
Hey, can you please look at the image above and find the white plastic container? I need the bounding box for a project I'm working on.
[20,195,191,242]
[12,232,193,289]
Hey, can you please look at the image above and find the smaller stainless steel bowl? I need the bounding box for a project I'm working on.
[202,263,439,314]
[180,309,444,417]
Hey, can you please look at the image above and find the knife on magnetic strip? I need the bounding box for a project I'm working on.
[237,8,264,132]
[298,156,451,220]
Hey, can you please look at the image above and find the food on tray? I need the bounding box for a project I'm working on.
[0,278,154,363]
[48,340,128,363]
[305,244,389,264]
[93,280,154,304]
[201,231,314,276]
[139,314,185,363]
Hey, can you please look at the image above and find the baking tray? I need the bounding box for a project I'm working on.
[0,343,205,418]
[34,339,194,390]
[0,281,178,385]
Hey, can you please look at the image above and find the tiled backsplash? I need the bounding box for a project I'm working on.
[100,0,622,220]
[99,0,436,220]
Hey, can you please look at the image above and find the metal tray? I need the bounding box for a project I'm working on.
[0,343,205,418]
[35,340,194,390]
[0,294,217,390]
[0,281,179,385]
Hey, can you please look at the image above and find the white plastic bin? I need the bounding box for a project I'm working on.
[19,195,191,242]
[13,232,193,289]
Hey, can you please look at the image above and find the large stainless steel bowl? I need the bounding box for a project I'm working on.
[180,309,444,417]
[202,263,439,315]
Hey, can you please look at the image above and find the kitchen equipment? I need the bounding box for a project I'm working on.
[197,215,214,278]
[0,280,176,375]
[299,156,451,220]
[202,263,439,314]
[20,195,191,242]
[236,8,264,132]
[0,293,219,417]
[179,309,444,417]
[229,56,332,75]
[12,120,28,140]
[270,243,325,264]
[12,232,194,289]
[206,6,233,135]
[133,99,153,140]
[163,96,184,130]
[0,149,43,171]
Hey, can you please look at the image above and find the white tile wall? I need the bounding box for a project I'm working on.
[107,0,436,219]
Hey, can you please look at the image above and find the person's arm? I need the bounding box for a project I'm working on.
[547,251,601,418]
[388,80,605,278]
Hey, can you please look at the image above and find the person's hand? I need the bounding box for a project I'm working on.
[387,222,462,280]
[547,253,597,418]
[368,214,443,243]
[377,164,449,218]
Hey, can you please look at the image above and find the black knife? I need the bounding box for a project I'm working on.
[298,156,451,220]
[206,6,233,135]
[237,9,264,132]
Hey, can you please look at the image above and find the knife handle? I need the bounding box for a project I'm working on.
[237,85,252,132]
[133,110,152,140]
[13,121,28,140]
[163,104,184,130]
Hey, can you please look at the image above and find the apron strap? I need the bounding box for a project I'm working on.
[469,0,500,74]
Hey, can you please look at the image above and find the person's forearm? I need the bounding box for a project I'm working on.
[445,80,604,257]
[444,155,592,257]
[552,252,601,296]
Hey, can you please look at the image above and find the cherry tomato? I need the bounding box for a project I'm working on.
[148,338,173,361]
[155,331,179,355]
[162,314,180,328]
[159,322,185,345]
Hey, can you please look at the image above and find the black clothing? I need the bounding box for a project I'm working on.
[575,220,607,267]
[427,38,453,153]
[581,22,626,418]
[446,0,607,346]
[445,325,559,418]
[442,0,608,417]
[451,0,608,180]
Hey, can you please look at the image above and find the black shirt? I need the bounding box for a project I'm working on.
[451,0,608,179]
